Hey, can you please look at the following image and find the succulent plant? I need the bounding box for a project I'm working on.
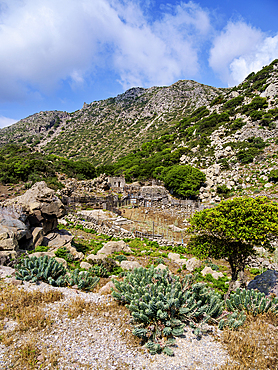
[112,266,245,355]
[89,264,109,278]
[226,288,278,316]
[68,269,99,291]
[15,255,67,287]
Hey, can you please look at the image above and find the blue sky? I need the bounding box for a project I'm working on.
[0,0,278,128]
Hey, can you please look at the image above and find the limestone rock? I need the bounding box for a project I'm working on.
[80,261,91,270]
[3,182,65,234]
[31,251,55,258]
[186,257,201,272]
[155,264,167,271]
[97,240,131,256]
[43,229,73,250]
[120,260,141,270]
[99,281,115,295]
[86,254,107,263]
[201,266,224,280]
[32,227,44,248]
[54,257,67,268]
[0,265,15,278]
[0,225,18,251]
[168,252,181,261]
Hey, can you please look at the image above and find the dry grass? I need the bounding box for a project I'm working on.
[0,283,63,332]
[4,335,60,369]
[121,206,190,243]
[220,313,278,370]
[60,296,94,318]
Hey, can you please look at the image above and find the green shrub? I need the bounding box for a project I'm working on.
[28,245,49,254]
[54,247,74,262]
[89,264,109,277]
[269,169,278,182]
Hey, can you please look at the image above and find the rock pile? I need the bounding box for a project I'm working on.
[0,182,66,263]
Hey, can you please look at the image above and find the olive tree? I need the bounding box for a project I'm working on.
[187,197,278,294]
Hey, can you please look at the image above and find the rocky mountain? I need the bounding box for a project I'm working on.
[0,60,278,205]
[0,80,225,165]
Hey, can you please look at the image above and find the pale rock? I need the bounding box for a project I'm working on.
[186,257,201,272]
[32,227,44,248]
[155,264,168,271]
[43,229,74,250]
[97,240,132,256]
[86,253,107,262]
[99,281,115,295]
[55,257,67,268]
[168,252,181,261]
[0,225,18,251]
[201,266,224,280]
[264,183,273,188]
[121,260,141,270]
[31,251,55,258]
[80,261,91,270]
[0,265,15,278]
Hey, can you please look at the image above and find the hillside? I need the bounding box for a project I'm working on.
[0,81,225,165]
[0,59,278,203]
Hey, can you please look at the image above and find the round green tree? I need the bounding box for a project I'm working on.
[187,196,278,294]
[162,165,205,198]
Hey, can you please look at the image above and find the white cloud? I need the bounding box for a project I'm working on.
[0,0,211,101]
[209,21,278,86]
[0,116,17,129]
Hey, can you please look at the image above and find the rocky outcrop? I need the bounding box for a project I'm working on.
[3,181,65,235]
[0,182,67,262]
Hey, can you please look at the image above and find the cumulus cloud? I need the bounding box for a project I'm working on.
[209,21,278,86]
[0,0,211,102]
[0,116,17,129]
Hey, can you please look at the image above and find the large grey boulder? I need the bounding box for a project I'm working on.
[3,182,65,234]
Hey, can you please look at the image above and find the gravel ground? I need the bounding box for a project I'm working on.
[0,279,231,370]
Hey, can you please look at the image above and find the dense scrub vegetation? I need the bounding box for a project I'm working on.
[0,144,96,188]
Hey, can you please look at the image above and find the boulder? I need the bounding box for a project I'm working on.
[120,260,141,270]
[201,266,224,280]
[0,225,18,251]
[97,240,132,256]
[80,261,91,270]
[42,229,74,250]
[168,252,181,261]
[155,264,168,271]
[186,257,201,272]
[247,270,278,296]
[99,281,115,295]
[31,251,55,258]
[0,265,15,278]
[3,182,65,234]
[32,227,44,248]
[54,257,67,268]
[86,254,107,263]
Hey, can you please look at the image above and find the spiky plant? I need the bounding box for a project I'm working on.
[89,264,109,278]
[15,255,67,287]
[68,269,99,291]
[112,266,245,355]
[226,288,278,316]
